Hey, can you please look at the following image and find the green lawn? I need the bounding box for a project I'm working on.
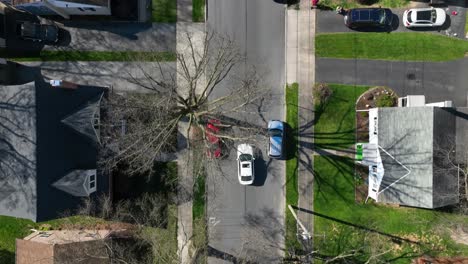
[465,12,468,36]
[193,0,205,22]
[13,50,176,62]
[314,84,369,150]
[316,33,468,62]
[285,83,302,254]
[318,0,409,9]
[152,0,177,22]
[314,156,468,263]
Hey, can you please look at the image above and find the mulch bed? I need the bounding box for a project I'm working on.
[354,86,398,203]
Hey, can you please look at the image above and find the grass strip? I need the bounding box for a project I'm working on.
[465,11,468,36]
[314,84,369,150]
[193,0,205,22]
[316,33,468,62]
[285,83,302,254]
[13,50,176,62]
[152,0,177,23]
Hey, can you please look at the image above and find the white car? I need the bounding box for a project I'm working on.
[403,7,446,28]
[237,144,255,185]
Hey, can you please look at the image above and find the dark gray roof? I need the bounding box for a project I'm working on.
[0,80,108,222]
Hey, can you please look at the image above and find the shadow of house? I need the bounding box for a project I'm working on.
[0,78,109,222]
[361,106,467,209]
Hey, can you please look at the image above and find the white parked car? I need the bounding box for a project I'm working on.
[237,144,255,185]
[403,7,446,28]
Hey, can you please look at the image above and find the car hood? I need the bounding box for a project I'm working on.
[269,136,282,157]
[268,120,284,130]
[434,8,446,25]
[237,143,253,156]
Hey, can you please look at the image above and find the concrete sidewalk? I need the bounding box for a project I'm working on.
[286,0,316,249]
[176,22,205,264]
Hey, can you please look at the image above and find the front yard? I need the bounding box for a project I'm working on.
[316,33,468,62]
[318,0,410,9]
[312,84,468,262]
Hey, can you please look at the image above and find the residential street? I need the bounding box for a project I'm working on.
[316,57,468,107]
[206,0,286,262]
[44,22,176,52]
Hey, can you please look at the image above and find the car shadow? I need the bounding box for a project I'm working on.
[283,122,296,161]
[252,147,269,187]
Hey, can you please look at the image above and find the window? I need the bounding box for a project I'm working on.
[88,174,97,192]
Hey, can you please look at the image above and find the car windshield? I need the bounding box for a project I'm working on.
[431,9,437,23]
[407,11,413,22]
[268,129,282,137]
[241,176,252,181]
[239,154,252,162]
[378,10,386,24]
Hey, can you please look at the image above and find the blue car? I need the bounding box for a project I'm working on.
[268,120,284,159]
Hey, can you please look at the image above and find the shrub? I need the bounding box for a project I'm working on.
[376,94,396,107]
[313,83,333,106]
[356,0,377,5]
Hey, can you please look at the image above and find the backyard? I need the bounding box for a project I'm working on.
[312,84,468,262]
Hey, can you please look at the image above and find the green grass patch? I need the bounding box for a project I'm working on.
[193,0,205,22]
[316,33,468,62]
[13,50,176,62]
[314,84,369,150]
[285,83,302,254]
[152,0,177,22]
[192,165,207,263]
[465,12,468,36]
[313,156,468,263]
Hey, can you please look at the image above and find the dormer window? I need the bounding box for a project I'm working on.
[89,174,96,193]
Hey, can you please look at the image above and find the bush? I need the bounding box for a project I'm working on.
[356,0,377,5]
[376,94,396,107]
[313,83,333,106]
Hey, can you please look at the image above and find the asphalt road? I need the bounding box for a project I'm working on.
[316,57,468,107]
[317,6,466,38]
[206,0,286,263]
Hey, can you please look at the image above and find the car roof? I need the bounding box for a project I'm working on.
[350,8,388,22]
[239,160,253,176]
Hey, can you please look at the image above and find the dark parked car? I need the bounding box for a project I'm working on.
[17,21,59,44]
[344,8,393,30]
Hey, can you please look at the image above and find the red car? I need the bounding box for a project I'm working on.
[206,119,222,158]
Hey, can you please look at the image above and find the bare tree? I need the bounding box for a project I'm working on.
[99,31,268,176]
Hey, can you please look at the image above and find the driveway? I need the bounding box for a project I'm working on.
[207,0,286,263]
[21,61,175,93]
[316,57,468,107]
[44,22,176,52]
[317,4,466,38]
